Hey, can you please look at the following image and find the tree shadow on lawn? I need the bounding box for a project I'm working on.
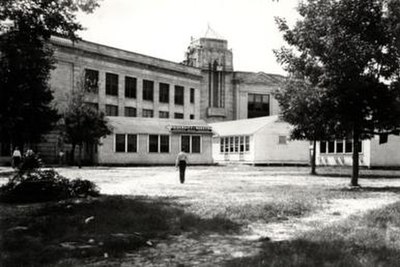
[224,238,400,267]
[317,173,400,179]
[0,195,241,267]
[330,186,400,194]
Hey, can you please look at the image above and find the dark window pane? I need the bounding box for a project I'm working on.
[115,134,125,152]
[106,105,118,116]
[159,111,169,118]
[106,73,118,96]
[84,69,99,93]
[149,135,158,152]
[125,76,137,98]
[160,135,169,153]
[174,113,184,119]
[124,107,137,117]
[345,140,352,153]
[181,136,190,153]
[320,141,327,153]
[248,93,270,118]
[190,114,194,120]
[143,80,154,101]
[174,85,184,105]
[336,141,344,153]
[358,141,362,153]
[143,109,153,118]
[190,88,195,103]
[159,83,169,103]
[192,136,201,153]
[127,134,137,152]
[328,141,335,153]
[245,136,250,151]
[220,138,224,153]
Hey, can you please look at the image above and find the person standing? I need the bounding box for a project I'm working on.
[12,147,22,168]
[175,149,188,184]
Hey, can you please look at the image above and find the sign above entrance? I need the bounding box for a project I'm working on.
[168,125,213,134]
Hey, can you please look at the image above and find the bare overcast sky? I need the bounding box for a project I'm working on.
[77,0,300,75]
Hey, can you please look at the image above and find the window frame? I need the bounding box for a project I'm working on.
[159,83,170,103]
[124,107,137,117]
[105,104,119,116]
[125,76,137,99]
[148,134,170,153]
[174,85,184,105]
[84,69,99,93]
[143,79,154,101]
[106,72,119,96]
[190,88,195,104]
[142,109,154,118]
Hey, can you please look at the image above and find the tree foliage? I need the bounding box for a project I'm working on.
[64,80,111,168]
[0,0,100,148]
[275,0,400,185]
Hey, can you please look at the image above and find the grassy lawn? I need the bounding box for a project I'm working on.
[1,165,400,266]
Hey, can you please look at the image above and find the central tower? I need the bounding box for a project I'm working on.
[183,28,234,122]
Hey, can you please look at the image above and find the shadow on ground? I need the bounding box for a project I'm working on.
[0,195,240,267]
[224,238,400,266]
[329,186,400,194]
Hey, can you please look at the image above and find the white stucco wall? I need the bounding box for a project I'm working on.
[370,135,400,167]
[253,122,310,164]
[98,134,213,165]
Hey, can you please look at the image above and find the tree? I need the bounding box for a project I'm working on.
[275,79,338,175]
[64,78,111,168]
[275,0,400,185]
[0,0,100,151]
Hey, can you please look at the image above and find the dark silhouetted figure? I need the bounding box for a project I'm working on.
[175,149,188,184]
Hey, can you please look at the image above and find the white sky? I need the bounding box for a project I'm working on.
[77,0,300,75]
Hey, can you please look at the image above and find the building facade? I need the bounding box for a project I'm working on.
[0,32,284,165]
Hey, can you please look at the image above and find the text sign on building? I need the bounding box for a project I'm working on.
[168,125,213,134]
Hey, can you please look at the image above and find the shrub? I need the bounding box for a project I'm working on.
[0,169,100,203]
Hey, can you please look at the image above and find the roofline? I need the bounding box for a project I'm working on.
[51,36,203,80]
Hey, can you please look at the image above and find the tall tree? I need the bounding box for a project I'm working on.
[63,78,111,168]
[0,0,100,150]
[276,0,400,186]
[275,79,338,175]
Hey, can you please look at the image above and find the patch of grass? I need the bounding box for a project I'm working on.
[225,201,400,266]
[0,195,240,267]
[222,196,318,223]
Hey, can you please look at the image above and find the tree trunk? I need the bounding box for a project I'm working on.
[311,138,317,175]
[70,144,76,165]
[78,145,82,169]
[351,127,360,186]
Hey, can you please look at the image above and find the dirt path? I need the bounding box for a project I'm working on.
[88,192,400,267]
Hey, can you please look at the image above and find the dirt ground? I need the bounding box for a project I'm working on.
[2,165,400,266]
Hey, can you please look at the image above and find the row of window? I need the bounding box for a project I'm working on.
[103,104,194,119]
[320,140,362,154]
[85,69,196,105]
[115,134,201,154]
[220,136,250,153]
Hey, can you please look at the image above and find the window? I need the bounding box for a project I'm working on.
[229,137,234,152]
[84,69,99,93]
[142,109,153,118]
[159,83,169,103]
[174,113,184,119]
[143,80,154,101]
[220,138,224,153]
[106,73,118,96]
[159,111,169,118]
[320,141,327,153]
[239,136,244,152]
[160,135,169,153]
[248,93,270,118]
[278,136,287,145]
[124,107,137,117]
[85,102,98,111]
[336,140,344,153]
[224,137,229,153]
[127,134,137,152]
[345,140,352,153]
[115,134,125,152]
[106,105,118,116]
[190,114,195,120]
[181,135,190,153]
[125,76,136,98]
[181,135,201,153]
[245,136,250,152]
[149,135,169,153]
[174,85,184,105]
[190,88,195,103]
[328,141,335,153]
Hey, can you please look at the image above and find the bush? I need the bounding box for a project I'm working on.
[0,169,100,203]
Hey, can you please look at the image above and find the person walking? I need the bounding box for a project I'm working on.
[12,147,22,168]
[175,149,188,184]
